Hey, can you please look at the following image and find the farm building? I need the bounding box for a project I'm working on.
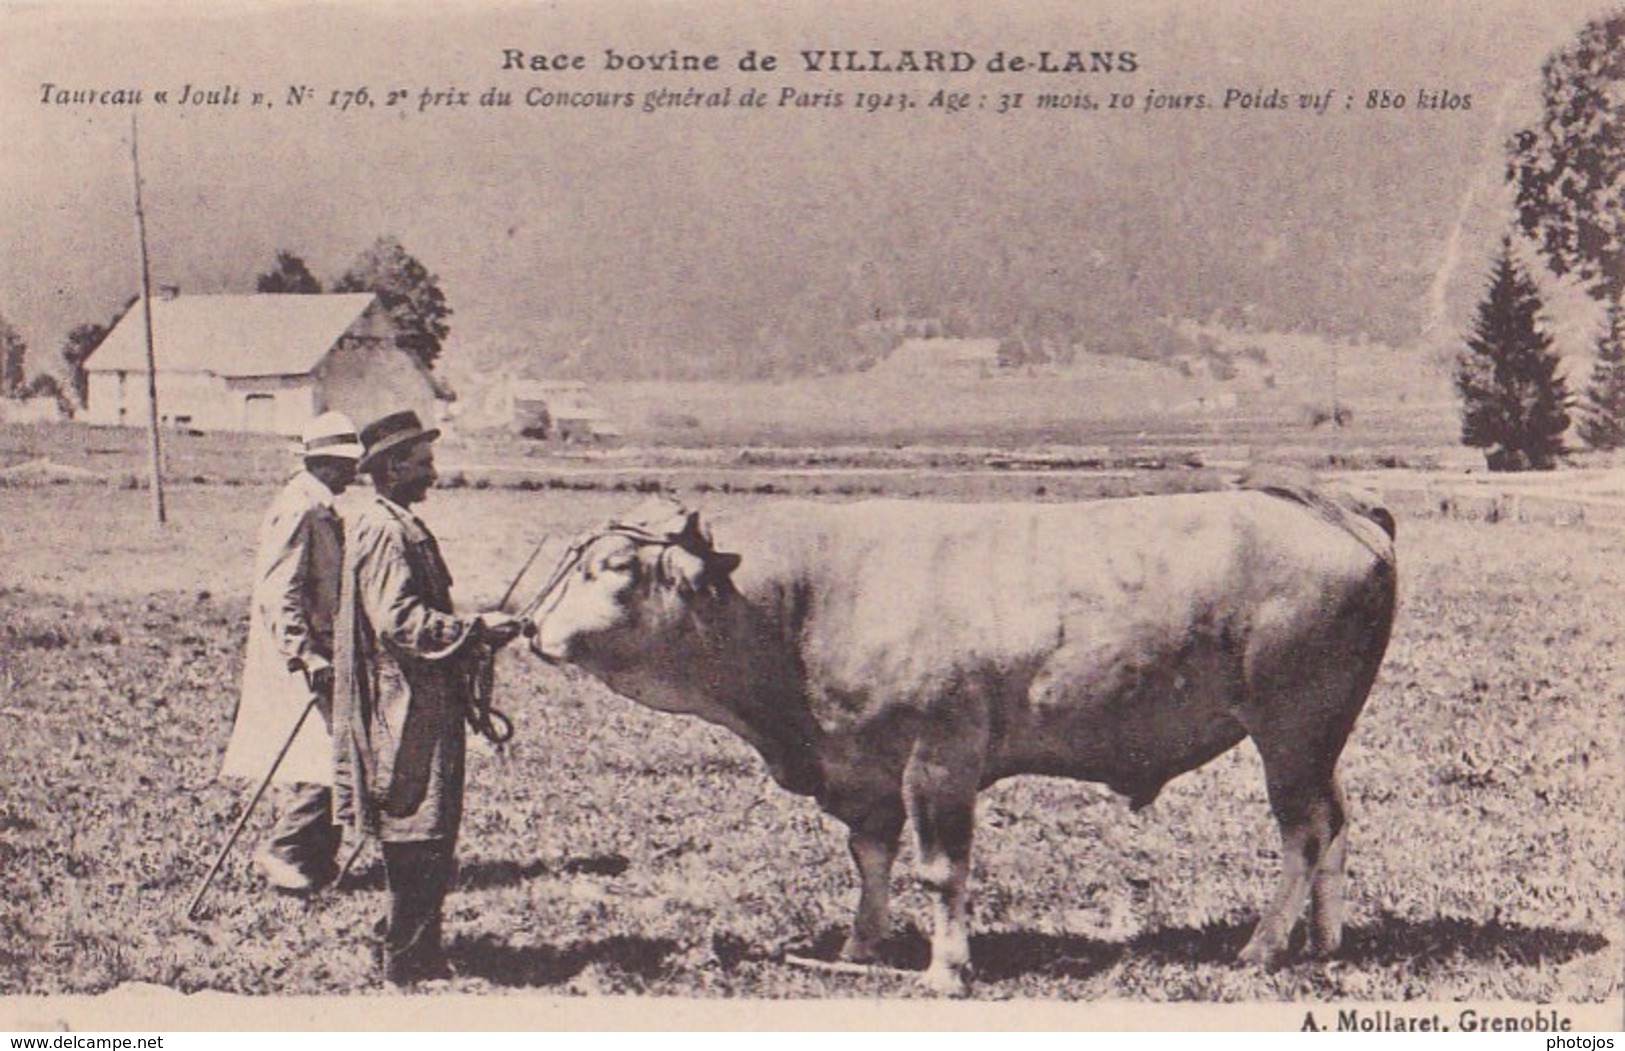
[872,337,1003,378]
[0,397,67,424]
[82,291,441,435]
[510,380,622,442]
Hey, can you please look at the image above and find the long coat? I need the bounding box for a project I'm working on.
[220,471,343,786]
[332,493,477,843]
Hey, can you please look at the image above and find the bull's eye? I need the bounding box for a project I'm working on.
[585,549,638,584]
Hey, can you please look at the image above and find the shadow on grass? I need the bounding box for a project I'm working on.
[786,920,1248,981]
[457,858,553,892]
[453,932,679,988]
[788,911,1609,984]
[1341,911,1610,969]
[338,853,630,893]
[559,853,631,877]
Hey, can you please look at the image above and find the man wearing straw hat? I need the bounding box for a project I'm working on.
[220,410,364,894]
[332,409,523,985]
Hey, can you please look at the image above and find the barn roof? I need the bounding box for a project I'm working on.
[86,293,378,377]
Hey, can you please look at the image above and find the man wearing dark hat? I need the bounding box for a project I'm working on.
[221,411,363,893]
[331,409,522,986]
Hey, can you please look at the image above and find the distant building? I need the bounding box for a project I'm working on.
[510,380,622,443]
[0,397,67,424]
[872,337,1003,378]
[82,291,441,435]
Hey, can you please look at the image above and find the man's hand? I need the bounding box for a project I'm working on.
[474,611,525,648]
[303,661,334,698]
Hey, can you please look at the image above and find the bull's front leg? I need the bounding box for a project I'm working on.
[841,801,905,963]
[903,700,989,997]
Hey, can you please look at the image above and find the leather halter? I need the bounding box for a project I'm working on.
[513,521,696,625]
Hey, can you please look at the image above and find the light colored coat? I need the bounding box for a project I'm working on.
[220,471,344,785]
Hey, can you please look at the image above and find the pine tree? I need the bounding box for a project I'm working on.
[1454,237,1572,471]
[1578,297,1625,450]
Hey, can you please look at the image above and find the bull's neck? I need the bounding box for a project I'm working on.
[700,598,825,798]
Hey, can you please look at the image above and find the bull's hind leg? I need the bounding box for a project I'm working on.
[1308,778,1350,956]
[1237,585,1386,969]
[1237,762,1346,968]
[903,697,989,996]
[841,800,905,964]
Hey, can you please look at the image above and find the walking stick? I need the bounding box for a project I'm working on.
[328,834,369,891]
[186,696,318,920]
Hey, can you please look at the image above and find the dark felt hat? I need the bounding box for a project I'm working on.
[359,409,440,470]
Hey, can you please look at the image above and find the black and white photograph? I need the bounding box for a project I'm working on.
[1,0,1621,1032]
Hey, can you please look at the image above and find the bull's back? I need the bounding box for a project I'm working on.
[723,491,1391,650]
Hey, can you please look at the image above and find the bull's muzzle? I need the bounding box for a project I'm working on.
[526,627,569,665]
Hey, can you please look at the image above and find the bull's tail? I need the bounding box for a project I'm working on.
[1244,476,1397,564]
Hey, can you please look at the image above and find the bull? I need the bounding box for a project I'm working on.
[523,486,1397,993]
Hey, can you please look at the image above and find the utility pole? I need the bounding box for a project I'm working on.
[129,111,166,526]
[1331,340,1341,421]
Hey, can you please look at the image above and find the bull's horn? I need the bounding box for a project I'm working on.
[678,509,704,545]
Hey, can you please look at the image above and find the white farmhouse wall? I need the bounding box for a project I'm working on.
[223,375,319,435]
[85,370,227,429]
[84,371,131,426]
[87,370,317,433]
[154,373,229,430]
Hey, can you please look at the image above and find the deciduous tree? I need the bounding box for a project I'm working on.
[60,322,109,410]
[334,237,452,371]
[1508,12,1625,302]
[23,372,71,415]
[256,250,323,294]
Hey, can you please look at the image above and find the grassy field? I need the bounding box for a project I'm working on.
[589,369,1462,455]
[0,477,1620,1008]
[443,331,1467,456]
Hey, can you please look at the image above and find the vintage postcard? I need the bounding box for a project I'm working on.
[1,0,1621,1033]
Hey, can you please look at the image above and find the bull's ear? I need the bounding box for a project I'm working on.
[667,547,739,600]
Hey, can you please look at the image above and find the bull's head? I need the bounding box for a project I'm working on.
[525,499,743,677]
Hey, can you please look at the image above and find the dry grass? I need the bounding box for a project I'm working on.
[0,483,1619,1003]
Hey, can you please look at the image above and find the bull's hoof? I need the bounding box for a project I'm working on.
[1309,928,1343,960]
[1236,933,1289,971]
[840,937,881,965]
[921,962,973,998]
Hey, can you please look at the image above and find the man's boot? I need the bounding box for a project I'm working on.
[381,840,453,986]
